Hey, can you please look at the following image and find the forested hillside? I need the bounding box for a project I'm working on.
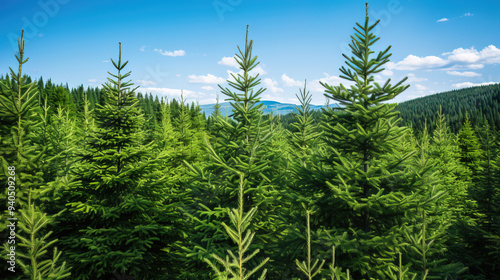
[1,6,499,280]
[396,84,500,134]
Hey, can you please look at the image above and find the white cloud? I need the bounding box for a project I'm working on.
[102,60,109,63]
[478,45,500,63]
[251,66,267,76]
[262,78,284,93]
[188,74,225,84]
[389,45,500,71]
[225,67,266,83]
[463,12,473,17]
[218,56,240,68]
[136,80,156,86]
[445,64,484,70]
[88,79,97,83]
[381,69,393,76]
[140,46,146,52]
[201,85,214,91]
[407,73,428,82]
[309,73,347,92]
[444,47,482,63]
[446,71,481,77]
[387,55,448,70]
[415,84,427,90]
[452,82,498,88]
[154,48,186,57]
[437,18,449,22]
[444,45,500,65]
[176,74,181,77]
[281,74,303,87]
[218,56,266,75]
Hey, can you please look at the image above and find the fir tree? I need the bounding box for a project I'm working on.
[0,31,44,251]
[457,113,482,173]
[56,43,181,279]
[185,26,285,278]
[315,4,445,278]
[2,191,72,280]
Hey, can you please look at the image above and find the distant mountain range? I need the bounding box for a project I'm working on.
[199,100,338,116]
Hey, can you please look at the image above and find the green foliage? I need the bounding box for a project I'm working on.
[185,26,286,279]
[3,6,500,279]
[55,43,181,279]
[457,113,482,173]
[315,5,447,278]
[295,211,325,280]
[205,174,269,280]
[2,192,71,280]
[397,83,500,134]
[0,31,44,252]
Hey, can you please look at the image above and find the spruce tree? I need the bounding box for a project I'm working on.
[464,123,500,277]
[315,4,445,278]
[2,191,72,280]
[0,30,72,280]
[185,26,285,278]
[56,43,180,279]
[0,30,42,207]
[457,113,482,174]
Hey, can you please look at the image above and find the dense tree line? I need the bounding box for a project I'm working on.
[1,6,499,280]
[396,84,500,134]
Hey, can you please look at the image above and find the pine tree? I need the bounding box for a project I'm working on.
[314,4,445,278]
[55,43,181,279]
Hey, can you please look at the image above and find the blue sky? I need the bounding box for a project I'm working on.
[1,0,499,105]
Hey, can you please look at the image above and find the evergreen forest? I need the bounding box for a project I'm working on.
[1,5,499,280]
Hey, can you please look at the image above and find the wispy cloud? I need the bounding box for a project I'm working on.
[218,56,266,76]
[154,48,186,57]
[407,73,428,82]
[309,73,350,92]
[201,85,214,91]
[415,84,427,90]
[452,82,497,88]
[281,74,303,87]
[437,12,473,23]
[188,74,225,84]
[140,46,146,52]
[88,79,97,83]
[446,71,481,77]
[381,69,393,76]
[262,78,284,93]
[136,79,156,86]
[218,56,239,68]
